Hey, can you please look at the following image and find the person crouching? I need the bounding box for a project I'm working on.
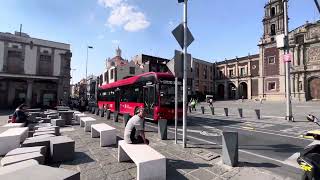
[124,108,149,144]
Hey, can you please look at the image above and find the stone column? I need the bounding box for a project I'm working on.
[300,45,304,66]
[26,80,33,107]
[294,45,299,66]
[235,80,239,100]
[291,74,295,97]
[235,62,239,77]
[248,78,252,99]
[295,74,299,99]
[248,61,251,76]
[224,81,228,100]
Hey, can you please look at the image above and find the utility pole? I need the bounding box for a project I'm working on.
[182,0,188,148]
[283,0,293,121]
[86,46,93,100]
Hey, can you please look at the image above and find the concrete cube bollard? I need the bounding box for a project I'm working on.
[50,136,75,162]
[158,119,167,140]
[210,107,215,115]
[238,108,243,118]
[255,109,261,119]
[106,110,111,120]
[95,108,100,116]
[201,106,205,114]
[222,131,238,167]
[224,108,229,116]
[123,113,130,127]
[100,109,105,117]
[113,111,119,122]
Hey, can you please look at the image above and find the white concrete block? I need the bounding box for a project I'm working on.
[91,123,116,147]
[118,140,166,180]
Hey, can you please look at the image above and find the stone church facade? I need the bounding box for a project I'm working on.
[215,0,320,101]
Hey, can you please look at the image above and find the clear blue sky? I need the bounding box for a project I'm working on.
[0,0,318,83]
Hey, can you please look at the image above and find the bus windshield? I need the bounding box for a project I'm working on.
[159,83,182,107]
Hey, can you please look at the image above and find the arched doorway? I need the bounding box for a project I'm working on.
[217,84,225,99]
[239,82,248,99]
[309,77,320,100]
[228,83,237,99]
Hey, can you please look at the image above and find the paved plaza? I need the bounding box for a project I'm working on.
[1,100,319,179]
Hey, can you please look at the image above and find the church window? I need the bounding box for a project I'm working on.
[270,7,276,17]
[271,24,276,36]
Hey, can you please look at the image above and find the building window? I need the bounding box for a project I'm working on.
[40,55,51,62]
[271,24,276,36]
[110,69,114,79]
[268,82,276,91]
[219,70,224,79]
[104,72,108,81]
[8,50,22,58]
[268,56,275,64]
[129,67,135,75]
[270,7,276,17]
[229,69,234,77]
[240,67,246,76]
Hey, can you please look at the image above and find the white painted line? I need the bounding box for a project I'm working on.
[146,123,301,169]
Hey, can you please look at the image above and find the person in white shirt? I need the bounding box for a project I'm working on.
[124,108,149,144]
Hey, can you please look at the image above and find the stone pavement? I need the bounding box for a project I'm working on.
[0,109,297,180]
[55,112,288,180]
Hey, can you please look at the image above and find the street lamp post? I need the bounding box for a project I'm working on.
[283,0,293,121]
[86,46,93,100]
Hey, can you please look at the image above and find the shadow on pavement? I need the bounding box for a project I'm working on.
[238,161,280,168]
[61,152,95,165]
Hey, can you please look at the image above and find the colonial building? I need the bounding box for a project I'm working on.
[213,0,320,101]
[214,54,260,100]
[0,31,72,108]
[258,0,320,101]
[192,58,214,97]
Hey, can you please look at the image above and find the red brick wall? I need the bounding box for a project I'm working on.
[264,47,279,76]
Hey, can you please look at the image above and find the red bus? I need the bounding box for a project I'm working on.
[97,72,182,121]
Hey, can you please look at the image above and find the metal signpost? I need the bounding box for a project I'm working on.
[170,0,194,148]
[283,0,293,121]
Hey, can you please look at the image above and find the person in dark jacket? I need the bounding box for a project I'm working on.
[11,104,29,126]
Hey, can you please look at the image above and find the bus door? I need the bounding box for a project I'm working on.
[143,85,155,119]
[115,88,120,112]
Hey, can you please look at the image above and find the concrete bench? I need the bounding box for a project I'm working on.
[2,123,25,128]
[33,130,56,137]
[59,111,73,125]
[0,127,29,156]
[80,117,96,132]
[35,126,60,136]
[50,136,75,162]
[6,146,46,158]
[1,152,45,166]
[118,140,166,180]
[0,164,80,180]
[91,123,116,147]
[75,113,87,122]
[0,159,38,175]
[51,119,65,127]
[21,135,54,160]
